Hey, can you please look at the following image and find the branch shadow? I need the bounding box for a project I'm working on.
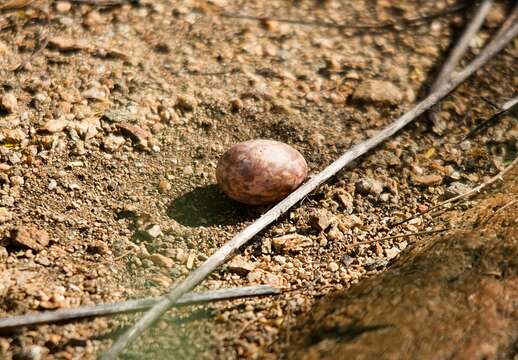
[167,184,257,227]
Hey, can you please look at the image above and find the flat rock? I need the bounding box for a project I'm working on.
[308,209,331,231]
[272,234,313,253]
[117,123,153,148]
[228,256,255,275]
[413,174,443,186]
[149,253,174,269]
[11,226,50,252]
[352,79,403,105]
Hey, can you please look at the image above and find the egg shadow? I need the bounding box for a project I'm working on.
[167,184,258,227]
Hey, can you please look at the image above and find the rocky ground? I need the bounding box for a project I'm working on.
[0,0,516,359]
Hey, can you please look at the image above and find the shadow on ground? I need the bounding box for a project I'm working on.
[167,184,257,227]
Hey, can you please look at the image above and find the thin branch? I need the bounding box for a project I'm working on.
[462,96,518,140]
[101,22,518,360]
[220,3,466,31]
[14,33,49,73]
[481,198,517,224]
[428,0,494,123]
[0,285,279,332]
[393,156,518,227]
[493,2,518,39]
[345,228,449,249]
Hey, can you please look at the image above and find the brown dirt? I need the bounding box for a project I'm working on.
[0,0,516,359]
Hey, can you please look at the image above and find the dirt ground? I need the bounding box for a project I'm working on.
[0,0,516,359]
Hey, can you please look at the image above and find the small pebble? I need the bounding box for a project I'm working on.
[355,177,383,196]
[413,174,443,186]
[56,1,71,13]
[0,207,13,223]
[149,253,174,268]
[328,262,339,272]
[352,80,402,105]
[1,93,18,113]
[228,256,255,275]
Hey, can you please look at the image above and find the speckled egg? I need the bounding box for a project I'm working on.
[216,139,308,205]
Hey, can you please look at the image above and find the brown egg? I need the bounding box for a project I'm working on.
[216,139,308,205]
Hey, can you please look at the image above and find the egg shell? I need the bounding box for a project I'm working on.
[216,139,308,205]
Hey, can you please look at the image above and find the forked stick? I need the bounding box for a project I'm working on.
[102,22,518,360]
[428,0,493,123]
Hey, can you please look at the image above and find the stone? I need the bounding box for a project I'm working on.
[145,224,162,238]
[11,226,50,252]
[272,234,313,253]
[355,177,383,196]
[336,191,353,212]
[352,79,403,105]
[176,94,197,111]
[117,123,152,148]
[328,262,339,272]
[186,252,195,269]
[49,36,91,51]
[149,253,174,268]
[413,174,443,186]
[158,178,171,193]
[327,225,344,241]
[1,93,18,113]
[103,135,125,152]
[385,247,400,259]
[48,179,58,190]
[341,255,354,267]
[0,207,13,223]
[42,118,69,133]
[82,86,108,101]
[308,209,331,231]
[56,1,71,13]
[228,256,255,275]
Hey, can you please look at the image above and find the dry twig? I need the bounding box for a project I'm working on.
[345,228,449,249]
[14,32,49,73]
[0,285,279,331]
[220,3,466,31]
[462,96,518,140]
[102,20,518,360]
[428,0,494,123]
[481,198,517,224]
[393,156,518,227]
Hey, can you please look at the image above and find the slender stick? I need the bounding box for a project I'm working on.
[462,96,518,140]
[493,3,518,38]
[428,0,493,123]
[345,228,449,249]
[0,285,279,331]
[393,156,518,227]
[102,23,518,360]
[220,3,466,30]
